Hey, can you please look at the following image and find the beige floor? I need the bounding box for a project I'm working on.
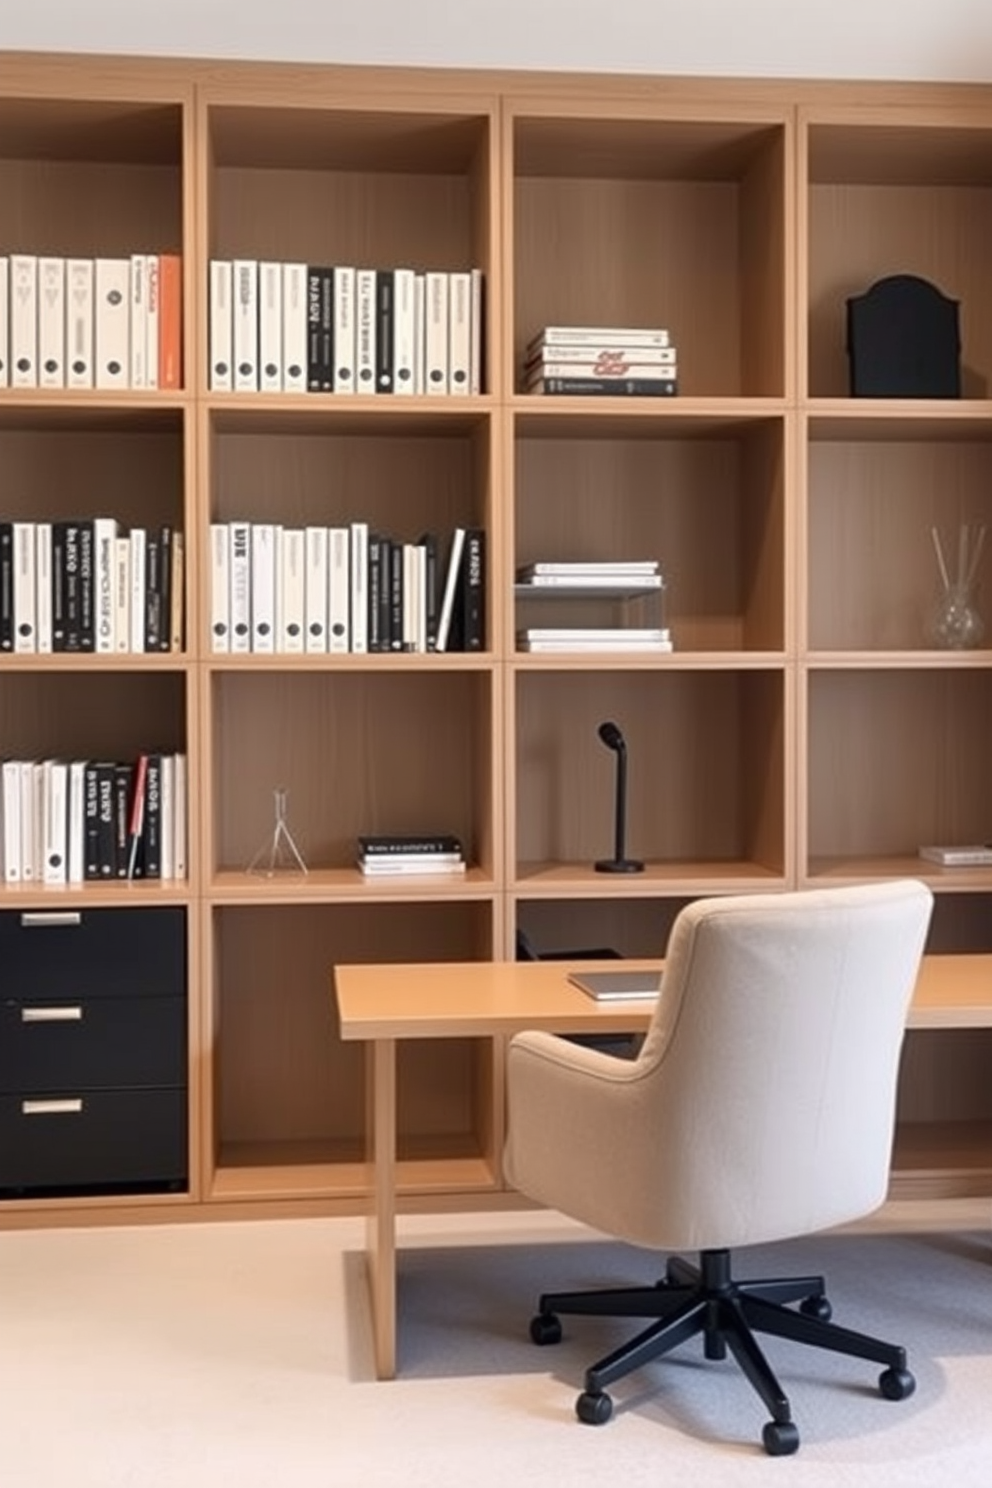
[2,1208,990,1487]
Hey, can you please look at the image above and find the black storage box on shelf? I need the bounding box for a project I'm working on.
[0,907,188,1198]
[846,273,961,398]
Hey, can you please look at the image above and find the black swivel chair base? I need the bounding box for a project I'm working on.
[529,1246,915,1456]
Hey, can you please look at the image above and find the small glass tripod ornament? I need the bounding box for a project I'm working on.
[247,786,308,877]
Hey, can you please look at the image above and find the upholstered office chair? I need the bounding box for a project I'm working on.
[504,880,933,1456]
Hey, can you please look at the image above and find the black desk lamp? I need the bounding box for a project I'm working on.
[594,721,644,873]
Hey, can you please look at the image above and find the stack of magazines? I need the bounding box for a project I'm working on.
[357,833,466,876]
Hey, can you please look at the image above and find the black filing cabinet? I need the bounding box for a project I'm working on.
[0,907,188,1197]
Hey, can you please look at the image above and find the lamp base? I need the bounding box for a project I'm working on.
[594,858,645,874]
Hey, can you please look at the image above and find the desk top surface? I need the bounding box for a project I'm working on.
[334,953,992,1040]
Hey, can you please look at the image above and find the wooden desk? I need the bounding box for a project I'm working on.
[334,954,992,1380]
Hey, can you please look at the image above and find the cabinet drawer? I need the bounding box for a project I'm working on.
[0,996,186,1093]
[0,907,186,1001]
[0,1088,188,1196]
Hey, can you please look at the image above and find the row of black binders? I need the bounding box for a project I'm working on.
[0,252,182,391]
[357,833,466,878]
[210,521,485,654]
[523,324,678,396]
[209,260,484,395]
[0,753,187,886]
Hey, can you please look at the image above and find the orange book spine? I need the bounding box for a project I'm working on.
[158,253,183,389]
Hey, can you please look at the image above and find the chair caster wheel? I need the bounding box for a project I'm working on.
[762,1419,800,1456]
[576,1390,613,1425]
[879,1366,916,1401]
[529,1312,562,1346]
[800,1294,832,1321]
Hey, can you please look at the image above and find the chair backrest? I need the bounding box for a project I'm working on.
[603,881,933,1251]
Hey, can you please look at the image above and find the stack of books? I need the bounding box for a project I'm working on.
[357,833,467,877]
[518,627,672,653]
[524,326,677,397]
[516,560,662,594]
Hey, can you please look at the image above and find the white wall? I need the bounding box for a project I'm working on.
[2,0,992,82]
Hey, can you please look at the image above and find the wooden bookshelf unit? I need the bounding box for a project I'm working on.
[2,52,992,1230]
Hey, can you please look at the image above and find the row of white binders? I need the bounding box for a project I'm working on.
[211,521,484,654]
[209,260,484,395]
[0,520,184,655]
[0,753,188,886]
[0,252,182,390]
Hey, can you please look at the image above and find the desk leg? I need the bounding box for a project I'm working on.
[365,1036,397,1380]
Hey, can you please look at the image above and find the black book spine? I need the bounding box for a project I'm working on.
[0,522,13,653]
[62,522,82,650]
[460,528,486,651]
[419,531,439,651]
[83,761,101,880]
[319,267,335,390]
[537,375,678,397]
[377,537,393,651]
[375,269,394,392]
[143,754,162,879]
[307,267,324,391]
[50,521,67,651]
[388,539,404,650]
[367,533,383,652]
[144,532,162,651]
[76,520,95,651]
[158,525,173,652]
[359,834,462,856]
[95,762,116,879]
[113,762,133,878]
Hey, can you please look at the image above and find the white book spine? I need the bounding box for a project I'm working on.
[159,753,175,880]
[19,760,36,881]
[94,258,130,388]
[327,526,351,653]
[10,254,38,387]
[280,527,306,653]
[67,759,86,884]
[447,271,471,394]
[468,267,483,394]
[424,270,450,394]
[281,262,308,395]
[35,522,52,654]
[393,268,416,394]
[129,527,147,652]
[13,521,37,653]
[0,256,8,387]
[304,525,329,653]
[38,256,66,387]
[232,259,259,391]
[113,535,131,652]
[209,522,230,653]
[229,520,252,653]
[144,253,160,389]
[333,265,356,393]
[173,753,188,881]
[2,760,22,883]
[93,517,118,654]
[129,252,147,388]
[209,259,233,391]
[534,326,672,346]
[413,271,426,395]
[435,526,466,653]
[251,523,277,652]
[65,258,94,388]
[349,520,368,653]
[258,260,283,392]
[43,760,68,886]
[355,268,377,395]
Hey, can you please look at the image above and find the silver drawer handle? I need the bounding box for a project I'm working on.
[21,1098,84,1116]
[21,1007,83,1023]
[20,912,82,928]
